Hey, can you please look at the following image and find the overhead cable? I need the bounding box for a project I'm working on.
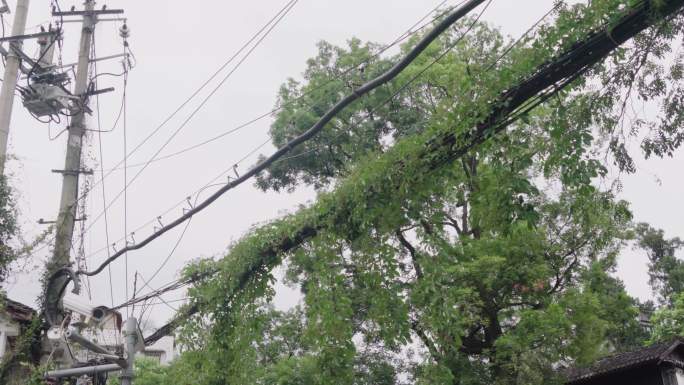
[79,0,300,240]
[75,0,300,205]
[99,0,466,173]
[81,0,470,263]
[80,0,491,278]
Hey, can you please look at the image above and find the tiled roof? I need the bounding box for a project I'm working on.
[2,298,36,323]
[566,339,684,384]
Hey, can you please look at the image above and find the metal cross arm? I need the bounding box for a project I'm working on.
[0,30,58,43]
[52,9,124,17]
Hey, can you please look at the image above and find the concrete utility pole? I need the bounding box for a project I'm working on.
[0,0,30,173]
[121,317,138,385]
[51,0,95,271]
[46,0,96,317]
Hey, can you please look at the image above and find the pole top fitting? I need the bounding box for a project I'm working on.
[119,23,130,39]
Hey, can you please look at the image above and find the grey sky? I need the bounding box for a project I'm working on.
[2,0,682,328]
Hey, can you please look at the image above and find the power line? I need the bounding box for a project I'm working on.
[274,0,496,165]
[136,273,180,312]
[93,34,115,308]
[113,274,193,310]
[79,0,467,264]
[123,45,130,318]
[26,0,464,268]
[134,0,580,344]
[81,0,471,264]
[85,0,481,273]
[79,0,491,278]
[75,0,300,205]
[20,0,302,266]
[132,218,191,299]
[98,0,466,173]
[79,0,300,244]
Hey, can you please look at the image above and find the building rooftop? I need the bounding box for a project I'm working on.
[566,339,684,384]
[2,298,36,323]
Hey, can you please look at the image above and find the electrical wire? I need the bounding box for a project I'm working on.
[128,171,240,303]
[25,33,59,90]
[132,218,191,299]
[74,0,302,202]
[136,272,179,312]
[113,275,193,310]
[87,88,125,133]
[123,50,130,317]
[115,0,558,314]
[93,33,116,308]
[29,0,464,266]
[80,0,490,278]
[80,0,301,241]
[275,0,558,164]
[99,0,465,173]
[26,0,481,268]
[78,0,464,258]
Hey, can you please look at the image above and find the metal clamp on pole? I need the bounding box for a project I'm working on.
[51,168,94,175]
[65,329,127,368]
[45,364,122,379]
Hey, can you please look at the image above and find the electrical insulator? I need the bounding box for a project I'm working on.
[119,23,130,39]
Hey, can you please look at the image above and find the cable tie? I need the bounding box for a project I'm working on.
[232,164,240,179]
[112,243,117,253]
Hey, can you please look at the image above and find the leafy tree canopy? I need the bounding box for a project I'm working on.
[156,2,684,385]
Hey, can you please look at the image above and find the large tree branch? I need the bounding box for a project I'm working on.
[396,230,423,279]
[411,320,443,364]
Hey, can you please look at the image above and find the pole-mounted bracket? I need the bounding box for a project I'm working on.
[38,216,87,225]
[80,87,115,97]
[51,168,94,176]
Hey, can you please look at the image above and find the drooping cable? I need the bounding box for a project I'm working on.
[82,0,469,263]
[80,0,468,262]
[74,0,301,202]
[129,173,234,300]
[30,0,467,266]
[80,0,491,278]
[274,0,496,165]
[99,0,466,173]
[81,0,300,240]
[136,272,178,312]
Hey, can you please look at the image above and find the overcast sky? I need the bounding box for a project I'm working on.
[2,0,682,330]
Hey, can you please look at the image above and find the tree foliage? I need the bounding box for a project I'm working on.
[0,176,18,286]
[650,292,684,343]
[157,2,684,385]
[635,222,684,304]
